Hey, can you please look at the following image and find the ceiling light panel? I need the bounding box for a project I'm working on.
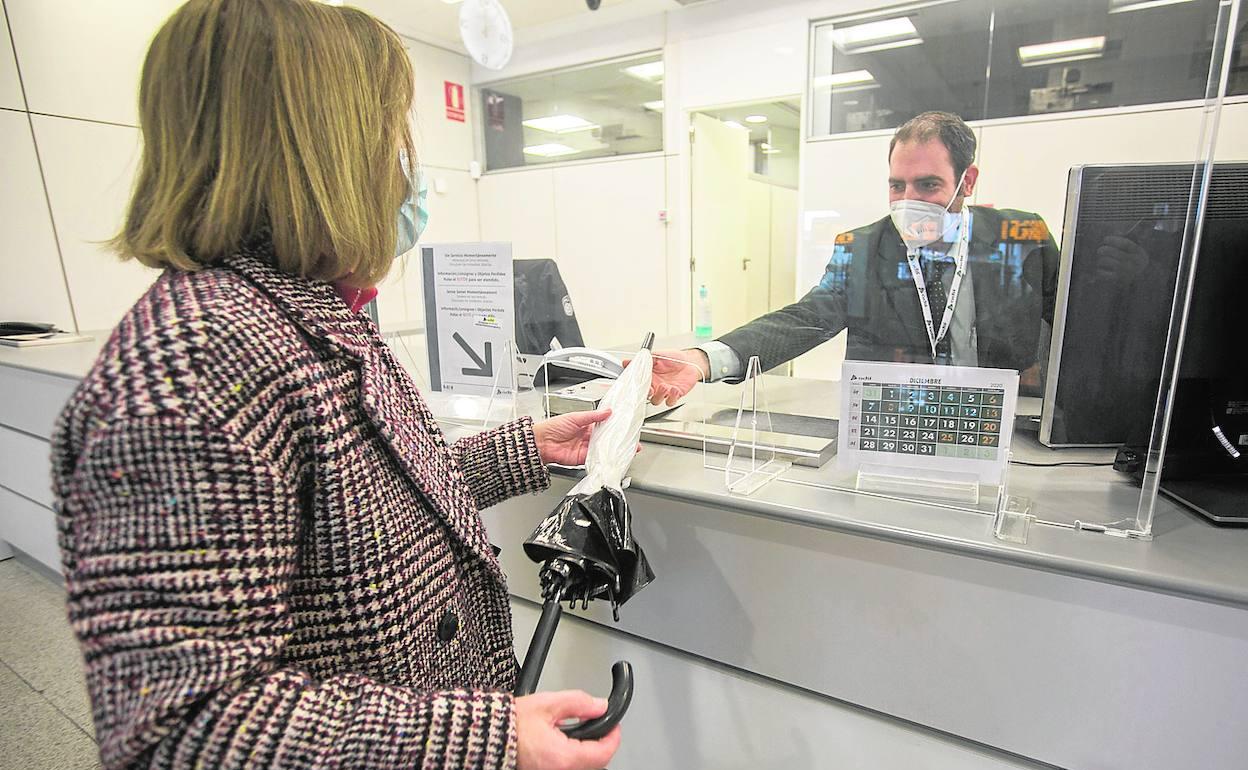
[623,61,665,82]
[812,69,878,90]
[1109,0,1193,12]
[830,17,923,54]
[522,114,599,133]
[745,115,768,124]
[523,143,580,158]
[1017,36,1106,67]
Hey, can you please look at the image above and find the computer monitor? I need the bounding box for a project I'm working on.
[1041,161,1248,449]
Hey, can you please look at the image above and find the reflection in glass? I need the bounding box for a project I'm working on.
[810,2,993,135]
[987,0,1227,118]
[479,52,663,170]
[810,0,1243,137]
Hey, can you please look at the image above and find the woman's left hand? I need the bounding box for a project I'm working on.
[533,409,611,466]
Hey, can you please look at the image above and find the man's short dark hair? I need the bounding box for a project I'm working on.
[888,111,977,180]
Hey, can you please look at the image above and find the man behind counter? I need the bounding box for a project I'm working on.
[647,111,1061,406]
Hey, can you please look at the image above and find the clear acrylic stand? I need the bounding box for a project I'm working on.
[427,339,521,444]
[856,464,980,504]
[721,356,791,496]
[382,326,432,392]
[993,450,1034,543]
[481,339,520,429]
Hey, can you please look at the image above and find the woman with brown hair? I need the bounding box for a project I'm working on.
[50,1,622,768]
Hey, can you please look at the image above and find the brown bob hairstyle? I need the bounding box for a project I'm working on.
[113,0,416,287]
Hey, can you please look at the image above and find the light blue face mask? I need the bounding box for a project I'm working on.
[396,150,429,256]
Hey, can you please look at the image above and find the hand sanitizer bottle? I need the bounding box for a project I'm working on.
[694,284,713,339]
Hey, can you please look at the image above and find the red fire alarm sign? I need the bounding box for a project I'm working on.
[445,81,465,123]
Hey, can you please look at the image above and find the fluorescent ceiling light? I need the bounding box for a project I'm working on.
[763,148,782,155]
[1018,36,1106,67]
[812,69,878,90]
[830,17,923,54]
[522,114,599,133]
[441,0,464,4]
[744,115,768,124]
[642,100,664,112]
[850,37,924,54]
[523,143,579,158]
[1109,0,1193,11]
[623,61,664,82]
[760,142,773,150]
[723,120,747,130]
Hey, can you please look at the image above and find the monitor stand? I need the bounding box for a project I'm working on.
[1160,477,1248,525]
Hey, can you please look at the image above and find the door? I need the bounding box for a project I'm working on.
[690,112,752,337]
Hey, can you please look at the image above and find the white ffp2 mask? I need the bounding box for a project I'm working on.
[890,170,968,250]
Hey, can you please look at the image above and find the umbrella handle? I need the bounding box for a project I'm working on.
[560,660,634,741]
[515,598,564,697]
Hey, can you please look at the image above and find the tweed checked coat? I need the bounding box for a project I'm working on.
[50,240,551,770]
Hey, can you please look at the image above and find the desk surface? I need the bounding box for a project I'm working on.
[3,328,1246,609]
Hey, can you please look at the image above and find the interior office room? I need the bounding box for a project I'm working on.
[1,0,1246,768]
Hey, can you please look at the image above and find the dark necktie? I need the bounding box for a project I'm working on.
[925,257,952,361]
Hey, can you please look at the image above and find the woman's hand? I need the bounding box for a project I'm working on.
[516,691,622,770]
[533,409,612,466]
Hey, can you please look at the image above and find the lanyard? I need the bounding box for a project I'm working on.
[905,208,970,361]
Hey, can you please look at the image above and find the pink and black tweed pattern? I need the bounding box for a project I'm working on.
[50,241,551,770]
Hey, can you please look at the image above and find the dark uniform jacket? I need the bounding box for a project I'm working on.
[717,205,1060,375]
[51,240,549,770]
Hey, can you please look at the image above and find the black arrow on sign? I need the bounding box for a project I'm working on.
[453,332,494,377]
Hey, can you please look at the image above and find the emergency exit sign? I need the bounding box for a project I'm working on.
[445,81,465,122]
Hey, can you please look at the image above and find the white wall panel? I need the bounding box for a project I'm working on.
[32,115,158,331]
[6,0,180,126]
[478,167,558,261]
[0,2,24,110]
[553,156,668,346]
[1214,102,1248,160]
[0,110,75,331]
[406,40,475,172]
[799,133,893,290]
[974,108,1208,241]
[673,18,806,113]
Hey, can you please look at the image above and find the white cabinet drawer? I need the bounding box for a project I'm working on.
[0,485,61,575]
[0,425,53,507]
[0,366,77,438]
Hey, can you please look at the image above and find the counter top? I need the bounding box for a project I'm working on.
[4,327,1246,610]
[0,332,107,381]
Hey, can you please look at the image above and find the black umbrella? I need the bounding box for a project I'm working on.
[513,334,657,740]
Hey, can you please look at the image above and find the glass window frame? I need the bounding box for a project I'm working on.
[474,50,666,173]
[806,0,1242,143]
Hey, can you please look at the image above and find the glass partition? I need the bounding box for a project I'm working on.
[707,0,1248,541]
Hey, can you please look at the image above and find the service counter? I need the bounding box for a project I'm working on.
[3,331,1247,769]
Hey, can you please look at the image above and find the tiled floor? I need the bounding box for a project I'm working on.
[0,557,100,770]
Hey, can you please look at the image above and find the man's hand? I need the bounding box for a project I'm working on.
[642,349,709,407]
[533,409,612,466]
[516,691,622,770]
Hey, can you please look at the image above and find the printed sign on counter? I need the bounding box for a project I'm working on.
[421,243,515,396]
[838,361,1018,485]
